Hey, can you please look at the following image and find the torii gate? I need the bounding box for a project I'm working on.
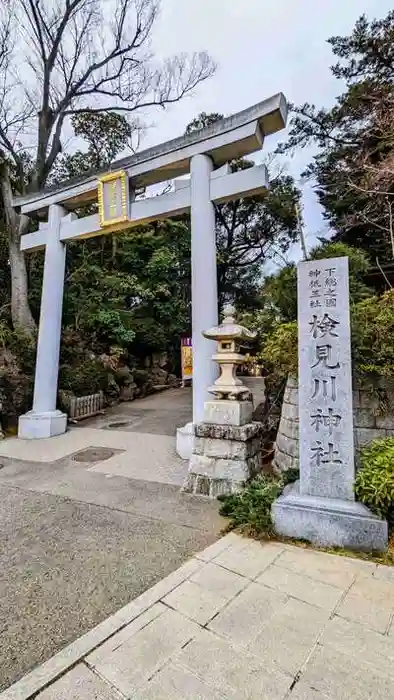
[14,92,287,453]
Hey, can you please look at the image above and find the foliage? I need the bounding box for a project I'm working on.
[0,322,36,372]
[278,11,394,260]
[260,289,394,387]
[0,323,36,426]
[55,219,191,359]
[218,469,299,535]
[262,322,298,378]
[351,290,394,379]
[50,113,133,183]
[218,475,283,535]
[260,241,372,324]
[255,243,374,386]
[185,112,223,133]
[262,264,298,323]
[59,357,110,396]
[355,438,394,523]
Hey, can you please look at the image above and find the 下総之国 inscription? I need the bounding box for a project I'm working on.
[308,265,338,309]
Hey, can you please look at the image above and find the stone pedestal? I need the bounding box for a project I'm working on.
[203,400,253,426]
[183,410,263,498]
[273,482,388,552]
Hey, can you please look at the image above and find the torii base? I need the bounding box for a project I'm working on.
[18,410,67,439]
[176,422,195,460]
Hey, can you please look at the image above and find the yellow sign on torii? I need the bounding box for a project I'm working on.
[97,170,129,228]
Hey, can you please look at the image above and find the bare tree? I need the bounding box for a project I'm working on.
[338,93,394,259]
[0,0,216,332]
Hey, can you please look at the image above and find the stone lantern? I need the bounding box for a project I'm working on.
[182,305,264,498]
[203,304,256,401]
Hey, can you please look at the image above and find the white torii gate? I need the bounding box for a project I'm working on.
[14,92,287,451]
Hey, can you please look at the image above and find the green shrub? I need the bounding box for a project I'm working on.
[355,438,394,523]
[59,357,109,395]
[351,290,394,380]
[218,469,299,535]
[261,322,297,378]
[0,324,36,427]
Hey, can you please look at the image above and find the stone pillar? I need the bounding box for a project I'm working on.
[272,257,388,551]
[190,153,218,422]
[176,154,218,459]
[18,204,68,438]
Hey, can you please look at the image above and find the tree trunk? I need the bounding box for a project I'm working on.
[9,234,36,333]
[0,165,36,334]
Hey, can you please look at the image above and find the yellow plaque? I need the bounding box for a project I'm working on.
[98,170,129,228]
[181,338,193,380]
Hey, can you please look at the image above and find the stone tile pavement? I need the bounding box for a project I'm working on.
[3,533,394,700]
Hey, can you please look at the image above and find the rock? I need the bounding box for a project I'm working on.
[152,352,168,368]
[58,389,75,413]
[133,369,149,386]
[149,366,168,383]
[115,365,134,385]
[167,373,179,387]
[106,373,120,400]
[119,384,137,401]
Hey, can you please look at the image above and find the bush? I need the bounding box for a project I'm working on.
[0,325,36,428]
[261,322,297,378]
[218,469,299,535]
[59,357,109,395]
[351,290,394,380]
[355,438,394,524]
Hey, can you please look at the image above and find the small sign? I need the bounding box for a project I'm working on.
[98,170,129,228]
[181,337,193,382]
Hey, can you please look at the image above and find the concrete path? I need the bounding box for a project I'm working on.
[0,389,227,691]
[2,533,394,700]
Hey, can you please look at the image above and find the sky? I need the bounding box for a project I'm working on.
[136,0,392,264]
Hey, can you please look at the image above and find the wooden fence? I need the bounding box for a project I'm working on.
[68,392,105,421]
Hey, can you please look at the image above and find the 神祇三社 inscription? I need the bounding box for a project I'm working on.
[298,257,355,501]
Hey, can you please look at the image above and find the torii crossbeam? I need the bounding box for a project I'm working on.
[14,92,287,450]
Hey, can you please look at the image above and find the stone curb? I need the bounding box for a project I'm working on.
[0,534,239,700]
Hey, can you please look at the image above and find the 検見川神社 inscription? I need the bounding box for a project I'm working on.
[298,256,355,501]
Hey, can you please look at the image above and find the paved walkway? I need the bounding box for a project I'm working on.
[0,389,227,691]
[2,533,394,700]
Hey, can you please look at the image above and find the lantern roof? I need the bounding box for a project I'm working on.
[203,305,256,342]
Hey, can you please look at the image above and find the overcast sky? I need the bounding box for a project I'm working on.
[139,0,392,263]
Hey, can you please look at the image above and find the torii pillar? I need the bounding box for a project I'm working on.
[175,154,219,458]
[14,93,288,444]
